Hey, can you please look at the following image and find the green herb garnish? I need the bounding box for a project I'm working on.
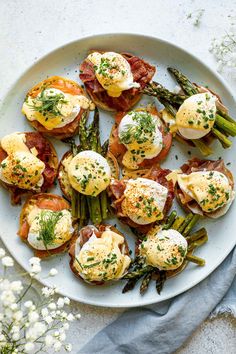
[27,88,68,117]
[38,210,63,249]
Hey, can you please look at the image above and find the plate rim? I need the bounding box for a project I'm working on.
[1,32,236,308]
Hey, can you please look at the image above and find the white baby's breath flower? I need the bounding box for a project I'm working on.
[29,257,41,275]
[57,297,65,308]
[24,342,35,353]
[1,290,16,306]
[49,268,58,276]
[24,300,33,308]
[29,257,41,266]
[42,286,58,297]
[67,313,75,322]
[65,343,72,352]
[10,303,18,311]
[34,322,47,336]
[53,341,62,351]
[13,310,23,322]
[28,311,39,323]
[63,323,70,330]
[2,256,14,267]
[41,307,49,317]
[10,280,23,293]
[45,334,54,347]
[12,332,20,341]
[48,302,57,310]
[64,297,70,305]
[75,313,81,320]
[44,315,53,324]
[59,332,66,341]
[0,279,10,290]
[0,248,6,258]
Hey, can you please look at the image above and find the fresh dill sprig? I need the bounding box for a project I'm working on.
[27,88,68,117]
[38,210,63,249]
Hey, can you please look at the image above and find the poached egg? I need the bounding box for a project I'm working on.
[0,133,45,190]
[176,93,217,139]
[118,110,163,170]
[67,150,111,196]
[177,171,234,214]
[22,87,93,130]
[27,206,73,250]
[139,227,188,270]
[87,52,140,97]
[74,227,131,282]
[121,178,168,224]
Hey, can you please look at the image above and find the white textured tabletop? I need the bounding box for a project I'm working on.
[0,0,235,353]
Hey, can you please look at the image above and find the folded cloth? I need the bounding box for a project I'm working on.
[79,247,236,354]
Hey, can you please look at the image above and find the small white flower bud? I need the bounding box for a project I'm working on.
[2,256,14,267]
[49,268,58,276]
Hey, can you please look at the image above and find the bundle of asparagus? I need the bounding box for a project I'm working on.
[143,68,236,155]
[65,108,109,227]
[122,211,208,295]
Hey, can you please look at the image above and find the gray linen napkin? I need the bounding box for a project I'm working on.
[79,247,236,354]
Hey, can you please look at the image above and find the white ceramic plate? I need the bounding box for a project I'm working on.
[1,33,236,308]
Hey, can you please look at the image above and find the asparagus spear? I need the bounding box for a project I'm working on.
[177,213,194,234]
[162,210,177,230]
[71,189,78,219]
[191,139,213,156]
[78,112,90,150]
[156,271,167,295]
[123,266,154,279]
[218,110,236,124]
[186,254,205,266]
[140,272,153,295]
[186,228,208,243]
[182,214,201,237]
[167,67,198,95]
[143,82,186,105]
[211,127,232,148]
[171,216,185,231]
[122,277,142,293]
[215,114,236,136]
[187,234,208,252]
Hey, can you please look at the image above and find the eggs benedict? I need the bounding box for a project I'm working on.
[0,132,58,204]
[80,51,156,111]
[139,227,188,270]
[18,194,74,258]
[58,150,119,201]
[109,106,172,170]
[22,76,94,139]
[109,166,175,232]
[69,224,131,284]
[174,158,235,218]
